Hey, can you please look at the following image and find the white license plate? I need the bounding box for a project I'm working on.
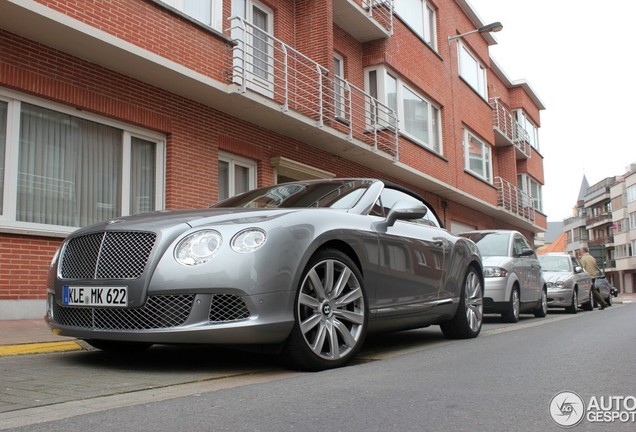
[63,286,128,307]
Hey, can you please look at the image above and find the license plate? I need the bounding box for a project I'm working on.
[63,286,128,307]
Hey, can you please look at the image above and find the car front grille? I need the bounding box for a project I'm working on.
[60,231,156,279]
[52,294,251,330]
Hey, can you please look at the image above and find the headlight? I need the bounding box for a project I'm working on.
[546,281,565,288]
[231,228,267,253]
[175,230,222,266]
[483,267,508,278]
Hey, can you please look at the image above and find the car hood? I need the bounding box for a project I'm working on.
[542,271,571,282]
[70,208,304,235]
[480,256,510,267]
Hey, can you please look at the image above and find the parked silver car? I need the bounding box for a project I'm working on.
[46,179,484,371]
[460,230,546,322]
[538,253,594,313]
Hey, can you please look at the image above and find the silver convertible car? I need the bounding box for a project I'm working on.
[46,179,484,371]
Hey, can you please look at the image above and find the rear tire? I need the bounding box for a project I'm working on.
[440,266,483,339]
[533,289,548,318]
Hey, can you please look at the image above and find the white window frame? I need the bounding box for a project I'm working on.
[232,0,275,97]
[333,53,346,120]
[518,173,544,212]
[394,0,437,50]
[463,129,492,183]
[627,184,636,203]
[514,109,540,151]
[160,0,223,31]
[629,212,636,230]
[218,151,257,201]
[0,89,165,236]
[457,42,487,99]
[365,66,442,154]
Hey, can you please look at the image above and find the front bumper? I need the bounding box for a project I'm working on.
[46,291,295,345]
[546,288,573,307]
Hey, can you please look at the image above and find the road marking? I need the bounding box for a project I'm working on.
[0,341,82,357]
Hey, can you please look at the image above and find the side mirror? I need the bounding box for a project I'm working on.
[386,200,427,227]
[574,266,583,274]
[518,248,535,258]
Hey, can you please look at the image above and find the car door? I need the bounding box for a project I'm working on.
[513,234,542,303]
[372,189,447,316]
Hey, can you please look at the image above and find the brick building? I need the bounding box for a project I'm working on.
[0,0,546,319]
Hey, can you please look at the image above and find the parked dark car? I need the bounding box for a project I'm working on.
[46,178,484,371]
[460,230,546,322]
[594,277,617,306]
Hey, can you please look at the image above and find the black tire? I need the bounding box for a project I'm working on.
[533,288,548,318]
[565,289,578,314]
[583,288,594,311]
[281,248,368,371]
[84,339,153,353]
[440,266,483,339]
[501,286,520,323]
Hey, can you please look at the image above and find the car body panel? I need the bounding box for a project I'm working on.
[46,179,483,349]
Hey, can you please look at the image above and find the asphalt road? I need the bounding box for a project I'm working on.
[2,304,635,431]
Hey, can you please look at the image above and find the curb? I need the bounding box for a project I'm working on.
[0,341,82,357]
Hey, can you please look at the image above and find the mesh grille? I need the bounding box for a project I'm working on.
[60,232,156,279]
[52,295,194,330]
[209,294,250,322]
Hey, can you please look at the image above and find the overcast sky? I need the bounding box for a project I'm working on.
[467,0,635,221]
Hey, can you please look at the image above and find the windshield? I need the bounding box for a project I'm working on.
[462,232,510,257]
[213,180,372,209]
[539,256,571,272]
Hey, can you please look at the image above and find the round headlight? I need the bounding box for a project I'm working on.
[175,230,222,266]
[231,228,267,253]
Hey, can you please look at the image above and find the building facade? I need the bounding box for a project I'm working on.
[0,0,546,319]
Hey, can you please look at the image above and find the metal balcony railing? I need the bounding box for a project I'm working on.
[495,177,536,223]
[490,98,531,158]
[361,0,394,35]
[228,16,399,159]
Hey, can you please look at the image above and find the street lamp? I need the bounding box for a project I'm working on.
[447,21,503,44]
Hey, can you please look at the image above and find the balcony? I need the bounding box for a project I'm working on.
[228,16,398,159]
[586,212,612,227]
[333,0,394,42]
[495,177,535,223]
[490,98,531,159]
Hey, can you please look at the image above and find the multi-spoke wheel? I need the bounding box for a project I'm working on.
[566,289,578,314]
[440,266,483,339]
[282,249,368,371]
[533,289,548,318]
[502,287,520,323]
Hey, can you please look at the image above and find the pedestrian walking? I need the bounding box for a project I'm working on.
[579,247,608,310]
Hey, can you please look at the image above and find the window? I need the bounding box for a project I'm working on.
[161,0,222,30]
[514,110,540,151]
[632,240,636,257]
[627,184,636,203]
[518,174,544,212]
[463,130,492,183]
[630,212,636,230]
[218,152,256,202]
[458,43,487,99]
[333,53,345,119]
[366,66,442,153]
[232,0,274,96]
[0,93,164,233]
[394,0,437,49]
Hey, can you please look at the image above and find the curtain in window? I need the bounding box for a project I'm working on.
[234,164,250,195]
[403,87,428,144]
[251,6,270,80]
[0,101,7,214]
[395,0,424,39]
[163,0,212,26]
[218,160,229,201]
[18,103,122,227]
[131,137,156,214]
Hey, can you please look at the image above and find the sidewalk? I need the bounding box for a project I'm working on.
[1,294,634,357]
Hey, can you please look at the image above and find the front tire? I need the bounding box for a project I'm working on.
[281,249,368,371]
[440,266,483,339]
[501,286,520,323]
[565,289,578,314]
